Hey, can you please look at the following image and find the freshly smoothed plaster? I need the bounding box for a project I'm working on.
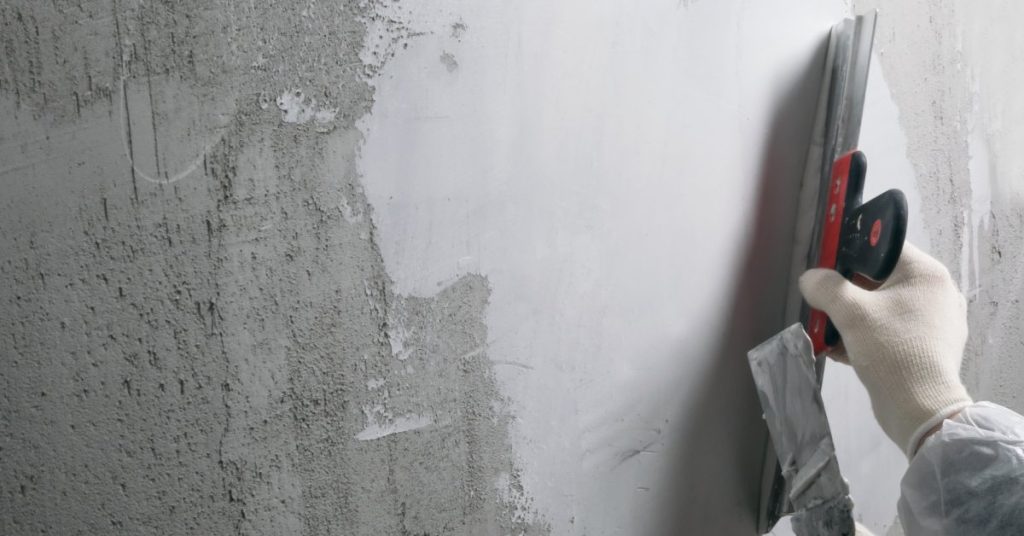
[356,1,922,534]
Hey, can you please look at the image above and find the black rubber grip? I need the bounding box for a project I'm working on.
[823,182,908,347]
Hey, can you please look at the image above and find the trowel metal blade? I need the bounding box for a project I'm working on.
[756,10,878,532]
[785,10,878,357]
[748,324,853,536]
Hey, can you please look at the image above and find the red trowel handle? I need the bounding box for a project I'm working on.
[806,151,908,355]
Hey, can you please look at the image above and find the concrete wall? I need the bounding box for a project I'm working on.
[1,1,1021,535]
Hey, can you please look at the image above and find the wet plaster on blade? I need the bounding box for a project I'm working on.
[0,1,545,534]
[855,1,1024,414]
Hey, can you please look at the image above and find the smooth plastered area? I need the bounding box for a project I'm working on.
[1,1,1020,535]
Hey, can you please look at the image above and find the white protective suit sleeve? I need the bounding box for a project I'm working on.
[898,401,1024,535]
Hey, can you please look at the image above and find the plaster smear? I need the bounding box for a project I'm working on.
[276,89,339,127]
[955,3,1024,410]
[0,1,543,535]
[357,0,929,533]
[356,412,434,441]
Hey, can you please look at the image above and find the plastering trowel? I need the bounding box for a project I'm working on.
[748,11,909,535]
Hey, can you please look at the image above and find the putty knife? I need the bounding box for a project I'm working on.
[749,10,909,534]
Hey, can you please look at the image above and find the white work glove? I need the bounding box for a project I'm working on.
[799,243,973,458]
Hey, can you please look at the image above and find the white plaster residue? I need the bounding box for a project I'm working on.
[356,412,434,441]
[356,404,448,441]
[386,323,414,360]
[964,91,991,300]
[339,195,364,223]
[959,209,972,295]
[276,89,338,126]
[366,378,386,390]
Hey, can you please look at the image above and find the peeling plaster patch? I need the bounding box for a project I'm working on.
[276,89,338,126]
[386,322,415,360]
[355,401,439,441]
[339,194,364,223]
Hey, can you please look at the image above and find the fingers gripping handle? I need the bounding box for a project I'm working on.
[807,151,908,354]
[824,190,908,346]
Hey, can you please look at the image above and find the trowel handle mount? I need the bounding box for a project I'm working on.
[806,151,908,354]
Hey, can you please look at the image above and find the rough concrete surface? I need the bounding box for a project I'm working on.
[0,1,546,534]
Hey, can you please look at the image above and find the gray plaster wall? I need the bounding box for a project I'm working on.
[0,2,544,534]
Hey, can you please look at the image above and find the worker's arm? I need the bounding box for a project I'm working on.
[799,243,1024,534]
[898,401,1024,534]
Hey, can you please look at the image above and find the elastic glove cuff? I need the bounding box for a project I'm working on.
[903,398,973,458]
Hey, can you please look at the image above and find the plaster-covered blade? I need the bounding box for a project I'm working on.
[785,10,879,354]
[756,10,878,532]
[747,324,854,536]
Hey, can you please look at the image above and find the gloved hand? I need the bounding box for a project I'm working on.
[799,243,973,458]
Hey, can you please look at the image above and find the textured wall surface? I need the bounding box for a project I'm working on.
[856,0,1024,416]
[1,1,1021,535]
[0,2,543,534]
